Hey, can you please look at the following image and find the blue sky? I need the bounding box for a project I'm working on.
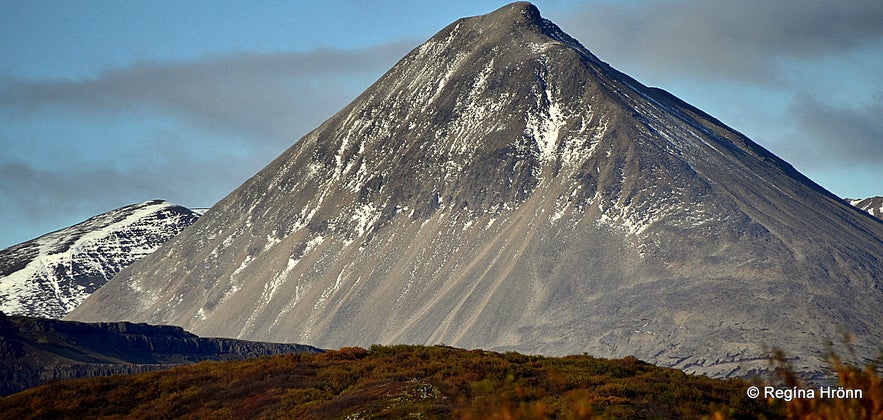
[1,0,881,249]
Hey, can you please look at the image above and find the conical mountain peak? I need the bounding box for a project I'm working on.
[425,1,600,66]
[482,2,543,24]
[466,1,581,48]
[70,4,883,381]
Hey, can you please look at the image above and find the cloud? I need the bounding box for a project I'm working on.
[551,0,882,198]
[3,2,882,248]
[1,41,414,145]
[0,147,236,240]
[559,0,883,84]
[4,151,228,206]
[0,41,417,248]
[780,92,883,169]
[0,160,140,246]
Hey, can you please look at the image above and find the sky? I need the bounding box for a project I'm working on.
[1,0,881,249]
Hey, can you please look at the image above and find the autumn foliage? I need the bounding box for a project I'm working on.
[759,344,883,420]
[0,344,782,419]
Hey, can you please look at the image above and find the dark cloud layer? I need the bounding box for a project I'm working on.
[560,0,883,84]
[0,42,413,247]
[782,92,883,169]
[0,145,246,245]
[558,0,883,194]
[1,42,413,145]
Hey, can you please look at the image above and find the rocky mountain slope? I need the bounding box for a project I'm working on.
[68,3,883,379]
[0,200,200,318]
[0,311,321,396]
[849,196,883,220]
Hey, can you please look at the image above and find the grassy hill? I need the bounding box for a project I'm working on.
[0,344,784,419]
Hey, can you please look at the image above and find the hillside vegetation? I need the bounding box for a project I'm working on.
[0,344,780,419]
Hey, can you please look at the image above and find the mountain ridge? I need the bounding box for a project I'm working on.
[68,2,883,380]
[850,196,883,220]
[0,311,321,396]
[1,200,201,318]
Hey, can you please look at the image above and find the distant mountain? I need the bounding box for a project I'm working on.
[0,311,321,396]
[69,2,883,380]
[849,196,883,220]
[0,200,200,318]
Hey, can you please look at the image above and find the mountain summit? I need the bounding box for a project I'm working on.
[69,3,883,378]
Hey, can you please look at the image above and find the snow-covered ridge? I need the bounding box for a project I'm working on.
[848,196,883,220]
[0,200,200,318]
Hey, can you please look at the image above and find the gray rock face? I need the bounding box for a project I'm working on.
[849,196,883,220]
[0,311,321,396]
[68,3,883,379]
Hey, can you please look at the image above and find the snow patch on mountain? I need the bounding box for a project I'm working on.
[0,200,200,318]
[525,62,567,163]
[849,196,883,220]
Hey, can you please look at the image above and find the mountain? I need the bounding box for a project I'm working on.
[849,196,883,220]
[1,200,201,318]
[68,3,883,379]
[0,311,321,396]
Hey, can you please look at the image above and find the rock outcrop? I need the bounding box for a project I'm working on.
[0,312,321,396]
